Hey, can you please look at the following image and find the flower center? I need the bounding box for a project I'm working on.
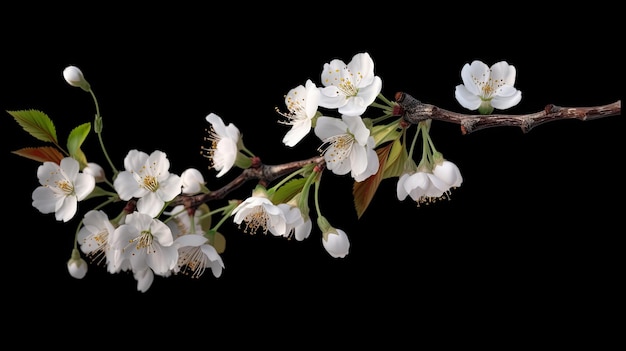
[177,246,208,279]
[240,207,270,235]
[142,175,159,192]
[56,180,74,195]
[318,134,355,164]
[201,126,221,167]
[472,71,507,99]
[83,229,109,266]
[132,230,155,252]
[337,77,358,97]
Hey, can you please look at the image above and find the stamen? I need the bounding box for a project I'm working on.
[238,207,271,235]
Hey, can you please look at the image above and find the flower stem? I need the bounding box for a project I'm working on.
[89,89,119,176]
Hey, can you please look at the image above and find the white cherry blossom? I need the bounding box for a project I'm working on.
[278,79,321,147]
[204,113,241,177]
[455,60,521,114]
[109,211,178,276]
[318,52,382,116]
[113,149,182,218]
[231,187,287,236]
[315,115,379,181]
[32,157,96,222]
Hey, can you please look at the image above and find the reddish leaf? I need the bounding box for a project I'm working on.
[12,146,64,164]
[353,142,393,219]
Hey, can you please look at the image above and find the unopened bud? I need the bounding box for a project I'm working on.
[63,65,91,92]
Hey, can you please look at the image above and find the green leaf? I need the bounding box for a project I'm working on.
[72,147,89,169]
[381,139,408,179]
[7,109,58,143]
[272,177,307,204]
[198,204,212,232]
[67,122,91,156]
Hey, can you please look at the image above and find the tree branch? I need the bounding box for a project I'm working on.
[169,155,325,209]
[394,92,622,135]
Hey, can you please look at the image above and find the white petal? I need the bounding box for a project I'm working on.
[490,61,516,86]
[461,61,489,96]
[60,157,80,180]
[342,115,370,145]
[282,119,311,147]
[114,171,144,200]
[74,173,96,201]
[136,192,165,218]
[56,196,78,222]
[396,174,410,200]
[455,85,482,110]
[123,149,149,173]
[491,90,522,110]
[314,116,347,140]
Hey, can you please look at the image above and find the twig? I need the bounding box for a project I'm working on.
[394,92,622,135]
[169,155,325,209]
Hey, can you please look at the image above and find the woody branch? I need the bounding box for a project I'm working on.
[169,155,326,210]
[395,91,622,135]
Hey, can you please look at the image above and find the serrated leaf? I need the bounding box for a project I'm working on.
[67,122,91,156]
[7,109,58,143]
[11,146,64,164]
[353,142,393,219]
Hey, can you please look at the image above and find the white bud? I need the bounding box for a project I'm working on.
[63,65,91,92]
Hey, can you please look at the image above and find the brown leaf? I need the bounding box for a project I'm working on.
[12,146,64,164]
[353,142,393,219]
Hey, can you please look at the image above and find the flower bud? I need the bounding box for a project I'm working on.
[63,65,91,92]
[322,227,350,258]
[67,248,88,279]
[83,162,106,183]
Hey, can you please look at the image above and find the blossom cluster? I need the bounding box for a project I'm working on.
[12,54,522,292]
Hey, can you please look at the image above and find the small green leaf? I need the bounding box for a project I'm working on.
[272,177,307,204]
[198,204,212,232]
[7,109,58,143]
[67,122,91,156]
[382,139,408,179]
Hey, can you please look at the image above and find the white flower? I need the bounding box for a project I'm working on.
[83,162,106,183]
[32,157,96,222]
[77,209,125,273]
[62,65,91,92]
[277,203,312,241]
[397,171,442,204]
[318,52,382,116]
[231,188,287,236]
[109,211,178,276]
[278,79,321,147]
[315,115,379,182]
[180,168,205,195]
[113,149,182,218]
[397,161,462,206]
[204,113,241,177]
[432,160,463,189]
[454,60,522,114]
[173,234,225,279]
[67,248,88,279]
[322,227,350,258]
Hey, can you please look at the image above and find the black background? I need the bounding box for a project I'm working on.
[1,6,621,345]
